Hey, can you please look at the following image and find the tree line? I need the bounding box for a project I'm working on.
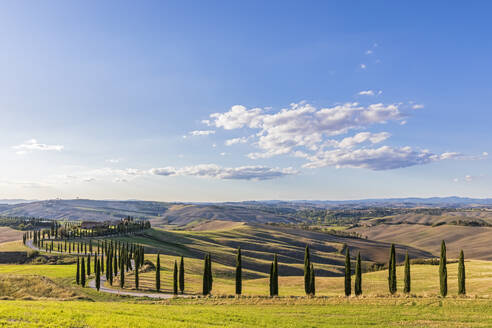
[73,239,466,298]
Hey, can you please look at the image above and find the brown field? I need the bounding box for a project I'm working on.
[0,227,23,244]
[351,223,492,260]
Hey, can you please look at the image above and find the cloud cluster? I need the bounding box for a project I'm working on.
[71,164,297,183]
[150,164,297,180]
[13,139,64,155]
[207,102,469,171]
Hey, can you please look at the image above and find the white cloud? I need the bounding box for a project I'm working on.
[412,104,424,109]
[360,64,367,69]
[365,50,373,55]
[302,146,439,170]
[465,175,473,182]
[210,105,262,130]
[220,152,226,156]
[337,132,390,149]
[189,130,215,136]
[106,158,121,164]
[13,139,64,155]
[151,164,297,181]
[225,136,250,146]
[210,102,404,160]
[358,90,375,96]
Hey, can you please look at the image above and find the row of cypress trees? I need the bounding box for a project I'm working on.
[387,241,466,297]
[81,240,467,298]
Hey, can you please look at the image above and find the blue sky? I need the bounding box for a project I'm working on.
[0,1,491,201]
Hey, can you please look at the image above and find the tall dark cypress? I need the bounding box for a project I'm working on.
[304,245,311,295]
[156,253,161,292]
[113,250,118,276]
[202,254,209,295]
[101,252,104,273]
[120,256,125,288]
[269,262,274,297]
[404,251,411,294]
[207,253,213,294]
[309,263,315,296]
[76,257,80,285]
[439,240,447,297]
[135,262,139,290]
[179,256,185,294]
[95,259,101,291]
[173,260,178,295]
[458,250,465,295]
[388,244,397,294]
[344,247,351,296]
[355,252,362,296]
[236,247,242,295]
[272,254,279,296]
[81,257,86,287]
[87,254,91,276]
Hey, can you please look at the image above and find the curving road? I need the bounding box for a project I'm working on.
[26,239,189,299]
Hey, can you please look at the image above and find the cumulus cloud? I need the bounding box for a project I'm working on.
[151,164,297,181]
[206,102,479,171]
[302,146,439,170]
[412,104,424,109]
[210,102,404,160]
[13,139,64,155]
[360,64,367,69]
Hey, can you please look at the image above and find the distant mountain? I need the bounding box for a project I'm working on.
[0,199,37,205]
[0,197,490,225]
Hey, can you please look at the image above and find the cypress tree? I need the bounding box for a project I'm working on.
[304,245,311,295]
[173,260,178,295]
[179,256,185,294]
[404,251,411,294]
[309,263,315,296]
[344,247,351,296]
[101,252,104,273]
[87,254,91,276]
[76,257,80,285]
[81,257,86,287]
[388,244,397,294]
[458,250,465,295]
[439,240,447,297]
[113,250,118,276]
[355,251,362,296]
[235,247,242,296]
[272,254,279,296]
[202,254,209,295]
[269,262,274,297]
[120,256,125,288]
[156,253,160,292]
[95,259,100,291]
[207,253,213,294]
[135,262,139,290]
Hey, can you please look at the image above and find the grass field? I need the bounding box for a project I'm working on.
[0,298,491,327]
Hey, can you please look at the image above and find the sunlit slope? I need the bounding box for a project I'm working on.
[111,224,432,277]
[351,223,492,260]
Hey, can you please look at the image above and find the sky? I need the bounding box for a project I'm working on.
[0,1,491,201]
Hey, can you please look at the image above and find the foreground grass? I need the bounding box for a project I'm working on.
[0,298,491,327]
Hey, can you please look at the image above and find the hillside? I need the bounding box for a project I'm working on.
[96,223,433,277]
[349,210,492,260]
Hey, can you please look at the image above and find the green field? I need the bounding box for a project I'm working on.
[0,298,491,327]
